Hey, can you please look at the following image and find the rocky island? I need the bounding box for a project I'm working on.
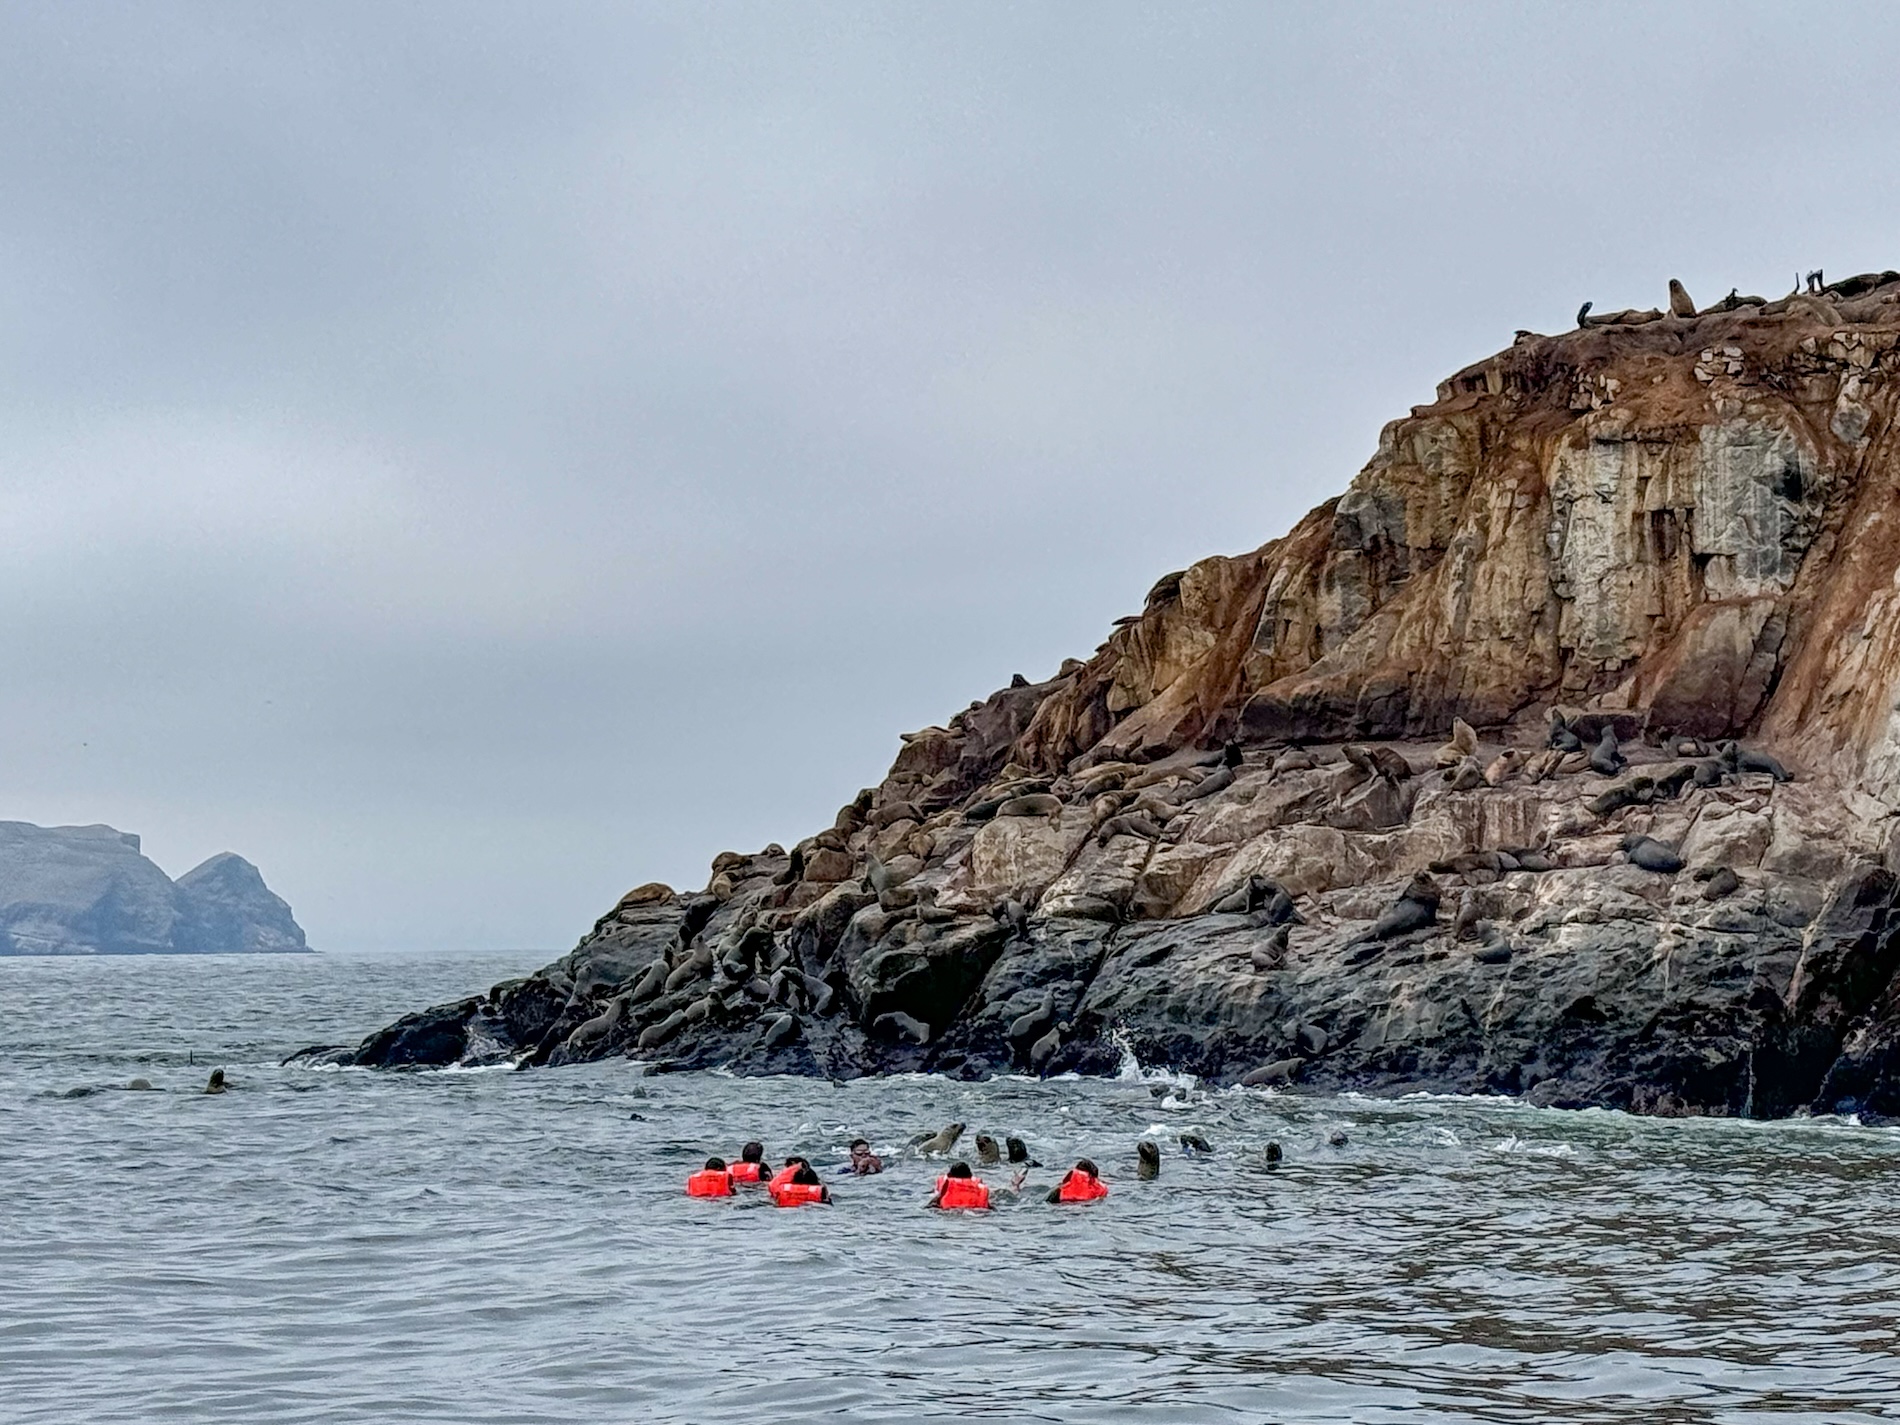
[338,273,1900,1120]
[0,822,308,955]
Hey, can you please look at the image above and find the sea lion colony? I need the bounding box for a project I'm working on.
[333,271,1900,1121]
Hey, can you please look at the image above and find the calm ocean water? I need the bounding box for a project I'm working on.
[2,949,1899,1424]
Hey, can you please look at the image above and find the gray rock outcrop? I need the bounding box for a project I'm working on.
[0,822,308,955]
[335,272,1900,1121]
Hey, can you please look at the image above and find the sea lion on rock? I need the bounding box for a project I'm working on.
[683,994,716,1024]
[1621,834,1685,873]
[1547,709,1583,753]
[762,1012,800,1050]
[975,1134,1001,1165]
[873,1011,932,1045]
[1240,1058,1303,1087]
[1341,744,1378,779]
[772,846,805,886]
[1028,1023,1063,1075]
[1452,889,1481,941]
[1137,1140,1161,1179]
[911,1122,965,1156]
[564,994,630,1054]
[663,958,706,995]
[1588,776,1655,817]
[1097,812,1163,846]
[1520,748,1563,783]
[1722,742,1792,782]
[1259,889,1302,926]
[998,793,1064,819]
[1483,749,1522,786]
[1270,747,1316,776]
[1212,874,1277,915]
[1180,764,1235,801]
[1363,874,1441,941]
[1699,866,1741,900]
[1009,988,1057,1050]
[1250,924,1291,971]
[1434,718,1479,768]
[990,898,1030,939]
[1447,756,1485,792]
[1589,726,1627,777]
[636,1009,688,1050]
[629,957,669,1005]
[1668,278,1697,317]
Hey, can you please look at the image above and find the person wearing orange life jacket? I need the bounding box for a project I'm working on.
[728,1141,768,1185]
[767,1155,811,1194]
[1047,1158,1109,1203]
[929,1160,992,1210]
[768,1162,831,1207]
[686,1157,735,1198]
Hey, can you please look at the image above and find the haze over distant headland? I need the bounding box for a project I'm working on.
[0,821,307,955]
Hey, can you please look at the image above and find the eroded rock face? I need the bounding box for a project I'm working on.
[343,273,1900,1118]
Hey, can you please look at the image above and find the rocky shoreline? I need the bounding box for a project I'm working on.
[324,273,1900,1119]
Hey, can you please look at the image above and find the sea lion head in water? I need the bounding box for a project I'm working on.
[1137,1140,1161,1180]
[974,1133,1001,1165]
[1006,1135,1038,1166]
[203,1068,227,1095]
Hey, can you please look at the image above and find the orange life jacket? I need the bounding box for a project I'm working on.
[729,1160,765,1184]
[768,1165,799,1192]
[769,1180,827,1207]
[1056,1171,1108,1203]
[935,1175,991,1209]
[686,1169,733,1198]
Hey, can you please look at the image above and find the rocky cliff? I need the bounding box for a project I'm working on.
[338,272,1900,1119]
[0,823,309,955]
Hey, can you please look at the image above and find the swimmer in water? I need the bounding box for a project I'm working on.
[768,1155,811,1193]
[929,1160,992,1210]
[729,1141,767,1184]
[769,1162,830,1206]
[686,1157,735,1197]
[1048,1158,1109,1203]
[844,1138,883,1175]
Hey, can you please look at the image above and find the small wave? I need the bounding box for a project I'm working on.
[1491,1134,1576,1157]
[1109,1027,1197,1090]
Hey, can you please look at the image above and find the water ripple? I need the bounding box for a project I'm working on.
[4,951,1900,1423]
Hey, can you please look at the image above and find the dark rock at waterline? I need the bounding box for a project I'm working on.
[341,279,1900,1121]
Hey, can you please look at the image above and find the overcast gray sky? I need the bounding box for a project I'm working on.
[4,2,1897,951]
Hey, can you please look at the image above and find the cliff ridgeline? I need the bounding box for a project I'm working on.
[330,272,1900,1120]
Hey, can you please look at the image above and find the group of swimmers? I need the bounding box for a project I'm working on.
[685,1138,1109,1208]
